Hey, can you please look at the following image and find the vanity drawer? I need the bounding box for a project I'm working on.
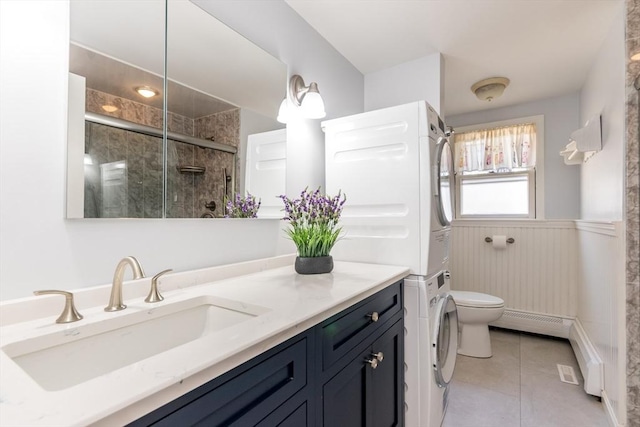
[129,332,310,427]
[319,280,402,371]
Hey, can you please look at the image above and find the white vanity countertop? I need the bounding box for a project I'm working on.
[0,256,409,426]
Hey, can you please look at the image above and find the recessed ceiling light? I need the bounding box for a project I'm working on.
[135,86,158,98]
[101,105,118,113]
[631,51,640,61]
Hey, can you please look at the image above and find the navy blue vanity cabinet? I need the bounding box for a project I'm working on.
[127,330,313,427]
[317,281,404,427]
[128,280,403,427]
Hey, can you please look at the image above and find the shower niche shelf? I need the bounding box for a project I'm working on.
[178,165,206,174]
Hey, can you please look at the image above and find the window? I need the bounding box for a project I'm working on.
[454,117,543,219]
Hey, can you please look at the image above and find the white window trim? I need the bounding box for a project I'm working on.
[453,115,545,220]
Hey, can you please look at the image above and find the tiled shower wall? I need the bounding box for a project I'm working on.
[166,110,238,219]
[625,0,640,424]
[84,89,238,218]
[84,123,163,218]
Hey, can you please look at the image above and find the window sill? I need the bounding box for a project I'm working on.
[452,219,576,228]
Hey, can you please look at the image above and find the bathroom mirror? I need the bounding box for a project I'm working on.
[66,0,286,219]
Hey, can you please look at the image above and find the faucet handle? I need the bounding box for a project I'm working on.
[145,269,173,303]
[33,290,84,324]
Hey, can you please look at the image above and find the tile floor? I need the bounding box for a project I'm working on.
[442,328,609,427]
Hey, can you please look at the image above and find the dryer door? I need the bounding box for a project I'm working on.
[434,137,455,226]
[431,293,458,387]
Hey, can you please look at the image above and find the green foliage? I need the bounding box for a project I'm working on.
[280,187,346,258]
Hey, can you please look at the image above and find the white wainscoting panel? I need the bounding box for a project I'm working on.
[450,220,578,317]
[575,221,625,425]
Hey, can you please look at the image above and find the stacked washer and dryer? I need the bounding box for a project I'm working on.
[323,101,458,427]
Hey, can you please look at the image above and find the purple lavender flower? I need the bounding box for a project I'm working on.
[279,187,346,257]
[225,192,261,218]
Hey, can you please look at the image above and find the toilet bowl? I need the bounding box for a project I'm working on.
[449,291,504,358]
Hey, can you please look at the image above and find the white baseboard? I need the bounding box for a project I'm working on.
[490,309,572,338]
[602,390,623,427]
[568,319,603,397]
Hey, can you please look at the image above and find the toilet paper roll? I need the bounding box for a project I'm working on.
[492,235,507,249]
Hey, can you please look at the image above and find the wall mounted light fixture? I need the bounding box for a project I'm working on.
[287,74,326,121]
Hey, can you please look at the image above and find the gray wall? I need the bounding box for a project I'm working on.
[447,93,581,220]
[364,53,444,115]
[194,0,365,198]
[194,0,364,121]
[579,4,626,221]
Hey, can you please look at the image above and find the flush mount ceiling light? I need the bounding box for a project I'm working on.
[471,77,510,102]
[135,86,159,98]
[288,74,326,119]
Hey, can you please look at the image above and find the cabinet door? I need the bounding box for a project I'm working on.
[322,317,404,427]
[322,346,371,427]
[370,319,404,427]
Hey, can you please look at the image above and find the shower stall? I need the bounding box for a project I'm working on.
[83,112,237,219]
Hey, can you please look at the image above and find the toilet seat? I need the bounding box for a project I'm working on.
[449,291,504,308]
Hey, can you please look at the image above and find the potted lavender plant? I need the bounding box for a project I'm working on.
[280,187,346,274]
[224,192,261,218]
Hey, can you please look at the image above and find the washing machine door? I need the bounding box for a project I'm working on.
[432,293,458,387]
[434,137,455,226]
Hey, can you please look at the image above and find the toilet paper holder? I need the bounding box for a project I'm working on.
[485,236,515,244]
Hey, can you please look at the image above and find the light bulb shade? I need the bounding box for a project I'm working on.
[277,98,289,124]
[101,104,118,113]
[471,77,510,102]
[300,91,326,119]
[474,83,505,101]
[135,86,158,98]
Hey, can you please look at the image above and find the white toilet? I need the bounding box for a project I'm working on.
[449,290,505,358]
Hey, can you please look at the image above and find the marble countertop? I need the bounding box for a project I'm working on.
[0,256,409,426]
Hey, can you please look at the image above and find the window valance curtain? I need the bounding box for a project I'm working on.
[454,123,536,173]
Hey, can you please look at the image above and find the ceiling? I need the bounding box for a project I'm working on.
[285,0,623,117]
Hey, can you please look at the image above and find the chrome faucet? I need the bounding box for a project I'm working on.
[104,256,145,312]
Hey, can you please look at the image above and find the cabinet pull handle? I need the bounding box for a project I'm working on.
[372,351,384,362]
[367,311,379,322]
[366,357,379,369]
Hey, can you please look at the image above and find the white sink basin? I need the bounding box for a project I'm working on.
[2,295,270,391]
